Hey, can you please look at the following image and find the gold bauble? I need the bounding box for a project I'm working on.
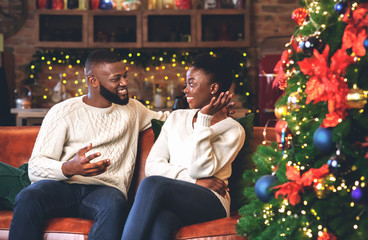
[346,85,368,109]
[287,91,302,111]
[274,105,289,119]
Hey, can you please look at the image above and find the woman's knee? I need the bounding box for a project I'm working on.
[139,176,168,190]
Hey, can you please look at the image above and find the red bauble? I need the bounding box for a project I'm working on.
[292,8,309,26]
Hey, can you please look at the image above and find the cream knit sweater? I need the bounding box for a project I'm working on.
[145,109,245,216]
[28,96,169,199]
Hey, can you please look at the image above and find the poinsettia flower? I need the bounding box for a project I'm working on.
[318,232,337,240]
[342,4,368,57]
[342,25,367,57]
[273,164,330,205]
[298,45,354,127]
[273,50,290,90]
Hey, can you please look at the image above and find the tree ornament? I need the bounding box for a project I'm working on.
[364,38,368,49]
[346,84,368,109]
[351,187,367,204]
[275,105,289,119]
[313,127,334,153]
[287,91,302,110]
[327,150,348,177]
[254,175,277,202]
[275,120,292,151]
[292,8,309,26]
[334,1,348,15]
[301,36,324,57]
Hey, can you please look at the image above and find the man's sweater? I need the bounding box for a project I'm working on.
[28,96,169,199]
[145,109,245,216]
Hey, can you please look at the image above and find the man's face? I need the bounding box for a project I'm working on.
[93,61,129,106]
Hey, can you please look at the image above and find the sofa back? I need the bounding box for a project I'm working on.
[0,126,275,202]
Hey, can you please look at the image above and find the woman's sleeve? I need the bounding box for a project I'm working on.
[145,119,196,183]
[189,112,245,179]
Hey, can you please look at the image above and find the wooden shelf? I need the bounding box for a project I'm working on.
[35,6,250,48]
[196,9,250,47]
[88,10,142,48]
[142,10,196,48]
[35,10,88,48]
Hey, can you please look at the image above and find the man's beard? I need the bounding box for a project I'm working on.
[100,83,129,106]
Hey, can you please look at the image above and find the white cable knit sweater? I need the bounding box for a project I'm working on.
[28,96,169,199]
[145,109,245,216]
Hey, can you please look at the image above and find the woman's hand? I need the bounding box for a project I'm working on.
[200,91,232,116]
[196,176,229,197]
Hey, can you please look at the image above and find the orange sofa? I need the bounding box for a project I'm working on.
[0,125,275,240]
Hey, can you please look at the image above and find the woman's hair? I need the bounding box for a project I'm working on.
[192,49,241,92]
[85,49,122,74]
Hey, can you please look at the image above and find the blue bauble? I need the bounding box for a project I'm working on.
[334,1,348,15]
[254,175,277,202]
[351,187,367,204]
[313,127,334,152]
[364,38,368,49]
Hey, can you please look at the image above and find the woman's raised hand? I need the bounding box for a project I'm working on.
[200,91,232,116]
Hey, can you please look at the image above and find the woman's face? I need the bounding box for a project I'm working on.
[184,67,214,109]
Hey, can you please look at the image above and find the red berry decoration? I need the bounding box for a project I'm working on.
[292,8,309,26]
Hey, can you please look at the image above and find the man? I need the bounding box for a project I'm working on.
[9,49,169,240]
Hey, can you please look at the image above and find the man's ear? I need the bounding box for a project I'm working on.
[87,76,99,88]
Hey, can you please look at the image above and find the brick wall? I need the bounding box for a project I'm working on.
[4,0,299,107]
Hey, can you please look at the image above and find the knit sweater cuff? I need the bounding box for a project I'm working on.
[196,112,213,127]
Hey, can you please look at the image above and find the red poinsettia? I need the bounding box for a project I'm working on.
[298,45,354,127]
[318,232,337,240]
[273,164,330,206]
[273,39,301,90]
[273,49,290,90]
[342,4,368,56]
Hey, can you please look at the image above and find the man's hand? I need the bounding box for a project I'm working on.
[200,91,232,116]
[196,176,229,197]
[62,143,110,178]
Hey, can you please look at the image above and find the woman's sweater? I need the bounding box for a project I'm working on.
[145,109,245,216]
[28,96,169,199]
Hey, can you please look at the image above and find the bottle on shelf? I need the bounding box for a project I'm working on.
[51,0,64,10]
[36,0,48,9]
[67,0,79,8]
[79,0,89,9]
[90,0,100,9]
[154,84,167,108]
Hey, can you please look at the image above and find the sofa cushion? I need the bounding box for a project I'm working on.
[151,113,254,212]
[0,162,31,210]
[228,113,254,212]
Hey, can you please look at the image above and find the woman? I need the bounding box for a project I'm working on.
[121,51,246,240]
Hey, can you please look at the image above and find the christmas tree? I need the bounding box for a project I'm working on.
[237,0,368,239]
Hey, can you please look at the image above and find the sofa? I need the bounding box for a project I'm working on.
[0,125,275,240]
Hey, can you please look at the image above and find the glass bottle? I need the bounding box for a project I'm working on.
[79,0,89,9]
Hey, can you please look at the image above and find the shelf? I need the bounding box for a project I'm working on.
[35,10,88,48]
[35,7,250,48]
[196,9,250,47]
[142,10,196,48]
[88,10,142,48]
